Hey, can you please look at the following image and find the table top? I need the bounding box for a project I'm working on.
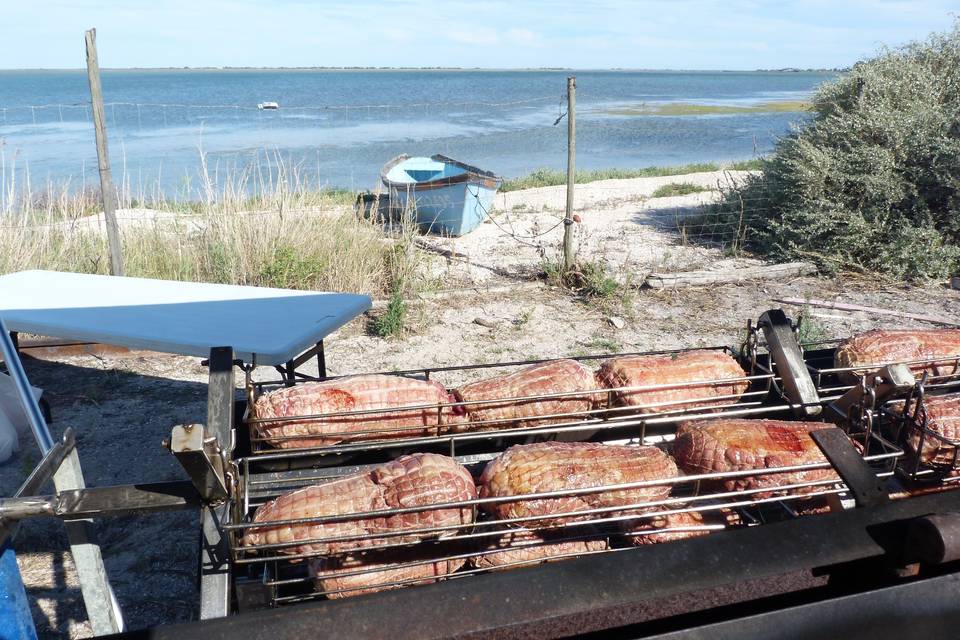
[0,271,371,365]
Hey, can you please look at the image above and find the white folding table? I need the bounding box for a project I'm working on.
[0,270,372,635]
[0,270,371,374]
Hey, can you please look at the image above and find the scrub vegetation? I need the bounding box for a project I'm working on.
[0,156,421,296]
[603,100,809,116]
[704,22,960,280]
[500,159,761,192]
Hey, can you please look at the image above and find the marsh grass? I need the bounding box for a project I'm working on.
[0,150,420,296]
[541,255,634,316]
[501,160,762,191]
[602,101,810,117]
[651,182,713,198]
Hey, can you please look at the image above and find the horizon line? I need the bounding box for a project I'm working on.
[0,65,847,73]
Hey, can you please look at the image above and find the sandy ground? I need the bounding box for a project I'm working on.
[420,170,757,288]
[3,171,960,638]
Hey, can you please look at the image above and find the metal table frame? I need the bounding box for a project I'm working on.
[0,336,334,635]
[95,487,960,640]
[0,272,371,634]
[0,320,123,635]
[6,304,960,638]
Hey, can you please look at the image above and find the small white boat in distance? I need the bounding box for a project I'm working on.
[257,102,279,110]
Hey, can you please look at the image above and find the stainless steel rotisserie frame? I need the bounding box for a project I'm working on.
[228,434,900,604]
[225,328,904,606]
[9,308,960,640]
[877,376,960,483]
[242,345,763,460]
[106,486,960,640]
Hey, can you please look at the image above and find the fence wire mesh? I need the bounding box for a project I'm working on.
[0,78,788,287]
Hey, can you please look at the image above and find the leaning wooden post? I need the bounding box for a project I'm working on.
[84,28,124,276]
[563,76,576,272]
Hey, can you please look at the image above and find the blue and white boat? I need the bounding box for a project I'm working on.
[380,154,502,236]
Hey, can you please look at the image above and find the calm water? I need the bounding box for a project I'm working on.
[0,69,834,194]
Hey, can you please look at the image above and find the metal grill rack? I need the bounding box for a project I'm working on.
[785,326,960,484]
[226,427,901,604]
[876,376,960,483]
[224,309,906,606]
[241,344,772,465]
[8,306,960,640]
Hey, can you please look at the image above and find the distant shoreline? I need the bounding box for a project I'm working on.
[0,66,846,73]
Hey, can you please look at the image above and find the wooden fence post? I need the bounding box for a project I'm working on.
[84,28,124,276]
[563,76,576,271]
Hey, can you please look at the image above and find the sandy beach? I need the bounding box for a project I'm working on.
[4,170,960,638]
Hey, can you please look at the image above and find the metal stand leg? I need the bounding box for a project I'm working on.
[0,320,123,636]
[0,318,123,635]
[273,341,327,384]
[199,347,234,620]
[54,451,124,635]
[199,504,230,619]
[316,340,326,378]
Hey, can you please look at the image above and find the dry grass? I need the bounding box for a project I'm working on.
[0,150,418,296]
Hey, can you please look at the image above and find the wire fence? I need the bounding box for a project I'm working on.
[0,78,784,279]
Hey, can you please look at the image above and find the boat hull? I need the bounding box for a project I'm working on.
[380,154,502,237]
[390,182,497,236]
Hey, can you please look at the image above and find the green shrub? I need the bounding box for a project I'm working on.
[709,22,960,280]
[651,182,712,198]
[371,290,408,339]
[501,162,747,191]
[541,257,632,315]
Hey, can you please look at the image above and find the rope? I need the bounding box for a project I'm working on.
[471,189,566,248]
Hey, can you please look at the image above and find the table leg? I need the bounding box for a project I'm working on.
[199,347,234,620]
[0,320,122,635]
[53,450,124,636]
[316,340,326,378]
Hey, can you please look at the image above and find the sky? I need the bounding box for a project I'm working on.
[3,0,958,70]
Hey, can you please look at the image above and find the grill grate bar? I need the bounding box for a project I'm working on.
[225,447,899,534]
[253,483,859,600]
[231,479,887,564]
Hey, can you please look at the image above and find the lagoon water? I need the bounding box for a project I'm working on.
[0,69,834,194]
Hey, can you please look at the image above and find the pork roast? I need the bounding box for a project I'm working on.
[595,350,748,414]
[252,374,465,448]
[479,441,678,526]
[243,453,476,556]
[672,419,839,497]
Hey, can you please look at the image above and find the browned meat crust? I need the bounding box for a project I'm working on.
[479,441,678,526]
[672,419,839,496]
[471,527,607,569]
[835,329,960,383]
[595,350,748,414]
[448,359,597,432]
[243,453,476,556]
[252,374,465,448]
